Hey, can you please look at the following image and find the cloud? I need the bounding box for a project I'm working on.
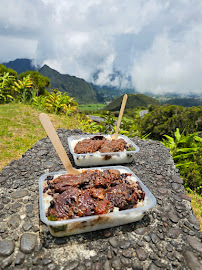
[0,0,202,94]
[132,24,202,95]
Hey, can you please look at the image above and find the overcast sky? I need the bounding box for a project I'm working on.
[0,0,202,95]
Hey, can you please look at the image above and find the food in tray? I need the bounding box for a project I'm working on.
[43,168,145,221]
[74,135,135,154]
[68,134,139,166]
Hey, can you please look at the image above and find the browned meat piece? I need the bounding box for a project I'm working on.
[99,139,126,153]
[48,187,81,219]
[136,181,145,200]
[48,201,72,219]
[50,171,98,192]
[94,198,113,215]
[107,169,120,181]
[46,169,145,221]
[76,190,96,217]
[59,187,81,204]
[74,139,105,153]
[105,183,137,210]
[94,174,111,188]
[51,174,85,192]
[90,187,106,199]
[74,137,127,154]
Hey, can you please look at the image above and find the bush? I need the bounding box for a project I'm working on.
[162,128,202,194]
[138,105,202,140]
[32,89,78,115]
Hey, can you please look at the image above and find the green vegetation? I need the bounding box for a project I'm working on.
[187,191,202,227]
[138,105,202,141]
[32,89,78,114]
[19,70,50,95]
[0,103,88,169]
[104,93,160,111]
[39,65,97,104]
[78,103,106,112]
[163,98,202,107]
[0,63,201,227]
[47,215,57,221]
[0,64,18,78]
[162,128,202,194]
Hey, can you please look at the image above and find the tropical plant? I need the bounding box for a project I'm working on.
[0,72,15,103]
[12,75,35,103]
[45,89,78,114]
[32,95,46,110]
[99,111,117,133]
[32,89,78,115]
[19,71,50,95]
[162,128,202,194]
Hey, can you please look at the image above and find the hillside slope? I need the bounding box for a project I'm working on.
[104,93,160,111]
[39,65,98,104]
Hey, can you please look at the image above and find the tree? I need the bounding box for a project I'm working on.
[138,105,202,140]
[0,64,18,78]
[19,71,50,95]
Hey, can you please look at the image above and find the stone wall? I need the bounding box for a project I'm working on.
[0,129,201,270]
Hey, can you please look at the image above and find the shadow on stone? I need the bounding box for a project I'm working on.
[39,214,151,249]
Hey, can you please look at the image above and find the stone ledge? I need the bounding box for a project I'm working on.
[0,129,201,270]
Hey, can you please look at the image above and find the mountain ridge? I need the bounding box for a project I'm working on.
[39,65,98,104]
[104,93,160,111]
[2,58,98,104]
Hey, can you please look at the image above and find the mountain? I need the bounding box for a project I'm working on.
[104,93,160,111]
[2,58,37,74]
[162,98,202,107]
[39,65,98,104]
[91,83,131,102]
[1,58,98,104]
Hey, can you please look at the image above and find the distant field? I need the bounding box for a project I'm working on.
[78,103,106,112]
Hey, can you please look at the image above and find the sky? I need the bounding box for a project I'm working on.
[0,0,202,95]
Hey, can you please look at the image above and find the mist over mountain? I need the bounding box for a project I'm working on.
[1,1,202,97]
[92,69,135,91]
[1,58,136,101]
[1,58,202,103]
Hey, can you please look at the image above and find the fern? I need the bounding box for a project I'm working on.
[162,128,202,194]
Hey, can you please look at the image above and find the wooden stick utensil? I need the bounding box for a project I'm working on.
[112,94,128,140]
[39,113,80,175]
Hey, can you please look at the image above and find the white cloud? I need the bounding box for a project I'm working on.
[132,24,202,94]
[0,36,37,62]
[0,0,202,94]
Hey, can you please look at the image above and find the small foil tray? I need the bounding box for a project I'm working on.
[68,134,140,167]
[39,166,156,237]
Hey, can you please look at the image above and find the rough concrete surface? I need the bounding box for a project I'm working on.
[0,129,201,270]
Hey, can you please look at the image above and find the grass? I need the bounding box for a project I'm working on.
[187,191,202,229]
[0,103,201,230]
[0,103,84,170]
[78,103,106,112]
